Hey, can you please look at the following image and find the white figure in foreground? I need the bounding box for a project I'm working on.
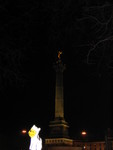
[28,125,42,150]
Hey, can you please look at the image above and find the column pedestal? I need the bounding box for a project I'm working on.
[49,118,69,138]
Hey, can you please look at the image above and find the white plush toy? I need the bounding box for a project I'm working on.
[28,125,42,150]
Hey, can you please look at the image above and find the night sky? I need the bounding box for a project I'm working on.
[0,0,113,145]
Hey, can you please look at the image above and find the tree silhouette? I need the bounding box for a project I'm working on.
[76,0,113,127]
[0,0,39,90]
[76,1,113,76]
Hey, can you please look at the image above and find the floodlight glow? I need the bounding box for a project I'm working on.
[83,146,86,149]
[28,129,37,137]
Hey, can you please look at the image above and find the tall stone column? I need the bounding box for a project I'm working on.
[45,51,73,146]
[54,61,65,119]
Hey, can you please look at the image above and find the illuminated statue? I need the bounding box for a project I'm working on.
[58,50,62,60]
[28,125,42,150]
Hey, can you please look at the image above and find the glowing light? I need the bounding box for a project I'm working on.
[83,146,86,149]
[28,128,37,138]
[81,131,87,135]
[21,129,27,134]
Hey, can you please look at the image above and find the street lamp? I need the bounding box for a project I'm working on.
[20,129,28,150]
[81,131,87,136]
[21,129,27,134]
[81,131,87,150]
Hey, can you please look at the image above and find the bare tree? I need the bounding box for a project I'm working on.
[0,0,33,90]
[76,1,113,76]
[76,0,113,127]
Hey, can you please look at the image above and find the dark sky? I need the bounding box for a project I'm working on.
[0,0,113,143]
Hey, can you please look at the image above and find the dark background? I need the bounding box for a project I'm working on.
[0,0,113,149]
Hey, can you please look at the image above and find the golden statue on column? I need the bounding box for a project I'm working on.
[58,50,62,60]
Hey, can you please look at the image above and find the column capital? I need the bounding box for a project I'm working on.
[53,62,66,72]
